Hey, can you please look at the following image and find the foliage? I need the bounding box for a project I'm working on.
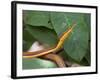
[23,10,91,69]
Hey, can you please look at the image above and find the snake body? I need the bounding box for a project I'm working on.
[23,23,76,67]
[23,23,76,58]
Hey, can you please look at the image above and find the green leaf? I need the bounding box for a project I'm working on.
[25,25,58,47]
[23,28,36,42]
[23,28,36,51]
[83,14,91,29]
[50,12,69,36]
[23,58,57,69]
[63,13,90,62]
[23,10,53,29]
[23,40,33,51]
[51,12,90,62]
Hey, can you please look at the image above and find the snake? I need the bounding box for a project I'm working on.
[23,22,76,67]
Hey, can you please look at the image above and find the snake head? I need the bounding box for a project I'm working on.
[67,22,77,32]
